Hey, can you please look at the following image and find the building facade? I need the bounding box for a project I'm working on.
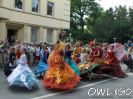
[0,0,70,43]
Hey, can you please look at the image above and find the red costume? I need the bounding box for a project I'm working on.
[104,50,126,78]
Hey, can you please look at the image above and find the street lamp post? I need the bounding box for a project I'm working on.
[69,33,73,43]
[114,37,116,43]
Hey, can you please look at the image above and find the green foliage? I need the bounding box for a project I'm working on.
[93,6,132,43]
[80,33,94,44]
[70,0,101,42]
[71,0,133,43]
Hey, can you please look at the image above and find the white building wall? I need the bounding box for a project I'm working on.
[0,0,70,43]
[0,21,7,41]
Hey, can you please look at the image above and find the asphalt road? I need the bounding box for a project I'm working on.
[0,64,133,99]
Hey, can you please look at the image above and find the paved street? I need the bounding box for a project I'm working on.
[0,64,133,99]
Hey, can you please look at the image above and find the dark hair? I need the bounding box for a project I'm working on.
[56,41,60,44]
[4,49,7,53]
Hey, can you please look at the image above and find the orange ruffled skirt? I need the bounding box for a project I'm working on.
[43,63,80,90]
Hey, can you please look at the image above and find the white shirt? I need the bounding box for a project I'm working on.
[47,47,51,53]
[19,54,27,66]
[35,47,40,56]
[80,53,87,63]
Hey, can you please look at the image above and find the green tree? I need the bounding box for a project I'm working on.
[129,7,133,39]
[71,1,132,43]
[114,6,129,42]
[93,6,131,43]
[87,1,103,32]
[70,0,102,42]
[93,8,115,42]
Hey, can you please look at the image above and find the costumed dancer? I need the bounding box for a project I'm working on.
[16,44,22,65]
[35,46,49,78]
[79,41,100,78]
[85,41,100,70]
[104,45,126,78]
[43,41,80,90]
[7,48,38,90]
[65,43,80,76]
[93,43,114,77]
[88,43,103,64]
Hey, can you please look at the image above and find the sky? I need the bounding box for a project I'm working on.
[96,0,133,10]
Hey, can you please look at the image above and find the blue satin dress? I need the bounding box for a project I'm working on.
[35,51,48,78]
[65,50,80,76]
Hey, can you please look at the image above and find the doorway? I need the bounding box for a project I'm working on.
[7,29,17,44]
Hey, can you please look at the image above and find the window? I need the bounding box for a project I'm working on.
[32,0,40,13]
[47,29,53,43]
[15,0,23,10]
[31,27,38,42]
[47,2,54,16]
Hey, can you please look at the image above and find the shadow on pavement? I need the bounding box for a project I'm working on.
[81,75,111,83]
[8,86,39,93]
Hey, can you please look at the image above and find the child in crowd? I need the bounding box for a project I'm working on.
[35,45,41,64]
[80,48,87,63]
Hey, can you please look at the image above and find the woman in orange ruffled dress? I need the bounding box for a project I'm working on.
[43,41,80,90]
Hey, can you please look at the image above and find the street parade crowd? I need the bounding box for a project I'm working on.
[0,38,133,90]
